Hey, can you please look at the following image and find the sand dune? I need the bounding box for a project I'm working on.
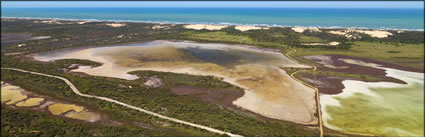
[235,25,269,31]
[327,29,392,38]
[292,27,321,33]
[184,24,228,30]
[106,23,127,27]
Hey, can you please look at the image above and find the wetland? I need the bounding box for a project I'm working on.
[34,40,317,124]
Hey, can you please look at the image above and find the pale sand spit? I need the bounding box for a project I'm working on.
[354,30,392,38]
[304,55,348,69]
[152,25,171,30]
[339,58,382,68]
[327,29,392,38]
[301,41,340,46]
[77,21,91,24]
[235,25,269,31]
[327,30,355,39]
[292,27,321,33]
[184,24,228,30]
[106,23,127,27]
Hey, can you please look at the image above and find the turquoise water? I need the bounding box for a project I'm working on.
[1,8,423,30]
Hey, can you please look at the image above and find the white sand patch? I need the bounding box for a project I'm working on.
[327,30,355,39]
[292,27,306,33]
[31,36,51,40]
[301,41,340,46]
[328,41,340,46]
[309,27,321,32]
[152,25,171,30]
[17,44,26,47]
[339,58,381,68]
[355,30,392,38]
[4,52,25,56]
[106,23,127,27]
[33,20,75,24]
[327,30,348,35]
[77,21,91,24]
[292,27,321,33]
[184,24,228,30]
[235,25,268,31]
[327,29,392,38]
[143,76,163,88]
[34,20,67,24]
[304,55,347,69]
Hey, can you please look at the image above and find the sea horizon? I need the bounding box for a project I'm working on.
[2,7,424,30]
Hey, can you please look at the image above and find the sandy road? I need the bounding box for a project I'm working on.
[1,68,243,137]
[285,49,324,137]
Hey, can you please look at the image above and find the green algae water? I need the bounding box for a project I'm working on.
[321,67,424,136]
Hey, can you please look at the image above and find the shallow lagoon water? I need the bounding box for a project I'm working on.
[34,40,317,124]
[321,64,424,136]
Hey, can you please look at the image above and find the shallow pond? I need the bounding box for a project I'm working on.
[321,62,424,136]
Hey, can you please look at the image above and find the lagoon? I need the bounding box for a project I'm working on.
[34,40,318,124]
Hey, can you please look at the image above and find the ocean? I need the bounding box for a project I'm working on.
[1,8,424,30]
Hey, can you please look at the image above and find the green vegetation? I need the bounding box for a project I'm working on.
[1,108,191,137]
[292,41,424,69]
[181,31,289,51]
[183,31,254,44]
[129,70,237,89]
[299,35,327,43]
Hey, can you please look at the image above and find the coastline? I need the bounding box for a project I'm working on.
[2,16,424,31]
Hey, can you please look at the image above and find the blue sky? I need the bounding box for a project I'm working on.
[1,1,424,8]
